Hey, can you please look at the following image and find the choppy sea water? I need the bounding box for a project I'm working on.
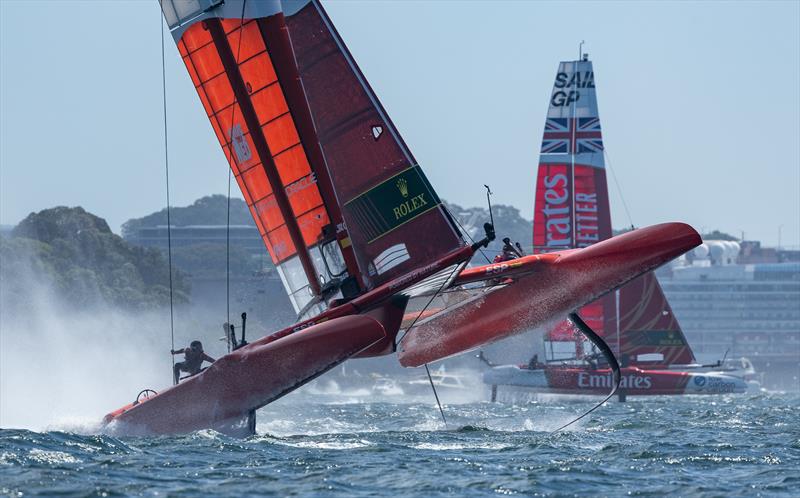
[1,391,798,497]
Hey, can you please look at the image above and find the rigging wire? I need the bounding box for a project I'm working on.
[159,11,176,372]
[603,149,635,228]
[224,0,248,351]
[425,364,447,427]
[225,167,232,323]
[394,262,466,429]
[443,204,492,265]
[226,167,232,352]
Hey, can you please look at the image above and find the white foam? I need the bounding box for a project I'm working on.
[27,449,81,465]
[276,439,374,450]
[410,441,513,451]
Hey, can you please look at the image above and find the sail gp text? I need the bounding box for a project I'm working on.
[542,173,599,248]
[551,71,594,107]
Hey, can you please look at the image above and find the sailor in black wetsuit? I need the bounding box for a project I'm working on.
[171,340,216,385]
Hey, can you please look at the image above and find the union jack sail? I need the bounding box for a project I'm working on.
[541,117,604,155]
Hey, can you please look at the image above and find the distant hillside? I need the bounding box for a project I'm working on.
[123,196,535,274]
[121,195,254,239]
[1,206,188,311]
[126,194,711,275]
[122,195,266,279]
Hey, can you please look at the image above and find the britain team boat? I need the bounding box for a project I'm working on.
[483,55,747,400]
[102,1,701,435]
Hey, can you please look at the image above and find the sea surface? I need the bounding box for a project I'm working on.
[1,390,798,497]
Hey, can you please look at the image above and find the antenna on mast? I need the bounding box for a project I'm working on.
[484,184,495,228]
[473,184,496,250]
[579,40,584,61]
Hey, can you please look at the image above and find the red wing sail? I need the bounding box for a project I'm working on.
[532,164,612,251]
[533,57,695,366]
[160,0,465,316]
[162,1,337,315]
[533,59,617,356]
[618,273,696,365]
[282,0,465,290]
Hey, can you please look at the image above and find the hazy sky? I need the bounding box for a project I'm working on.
[1,0,798,247]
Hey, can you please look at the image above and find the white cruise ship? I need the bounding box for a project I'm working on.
[657,241,800,391]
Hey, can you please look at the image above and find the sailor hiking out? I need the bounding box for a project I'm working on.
[171,341,215,385]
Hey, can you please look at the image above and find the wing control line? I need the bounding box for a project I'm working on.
[550,312,621,433]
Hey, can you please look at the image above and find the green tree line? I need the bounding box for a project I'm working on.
[1,206,188,311]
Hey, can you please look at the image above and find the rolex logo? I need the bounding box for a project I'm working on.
[396,177,409,198]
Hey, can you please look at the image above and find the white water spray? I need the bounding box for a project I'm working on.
[0,279,228,432]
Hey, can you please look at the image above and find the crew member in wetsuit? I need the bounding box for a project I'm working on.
[487,237,524,286]
[493,237,524,263]
[585,352,603,370]
[171,340,216,385]
[527,353,540,370]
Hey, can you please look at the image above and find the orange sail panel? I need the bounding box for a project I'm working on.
[162,1,343,314]
[283,0,466,290]
[162,0,466,315]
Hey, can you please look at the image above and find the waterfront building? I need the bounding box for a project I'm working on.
[123,224,294,329]
[659,241,800,391]
[124,224,265,257]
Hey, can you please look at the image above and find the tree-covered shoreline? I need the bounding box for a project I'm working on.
[1,206,188,312]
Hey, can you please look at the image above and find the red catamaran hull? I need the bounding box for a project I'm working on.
[101,1,706,436]
[103,222,699,434]
[103,316,386,436]
[484,365,748,396]
[398,222,700,367]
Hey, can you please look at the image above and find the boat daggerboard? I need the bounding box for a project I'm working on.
[160,0,465,318]
[532,56,695,366]
[533,57,617,359]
